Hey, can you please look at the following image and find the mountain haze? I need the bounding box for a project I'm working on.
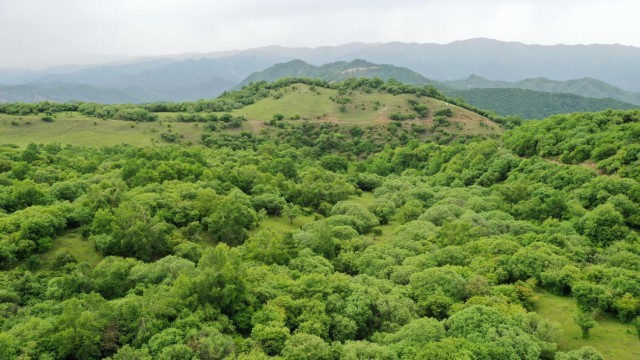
[2,39,640,103]
[217,39,640,91]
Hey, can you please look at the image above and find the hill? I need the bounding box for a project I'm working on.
[0,78,500,148]
[447,88,638,119]
[2,108,640,359]
[237,59,446,88]
[228,83,497,136]
[446,75,640,105]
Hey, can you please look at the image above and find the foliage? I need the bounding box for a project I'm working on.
[448,88,637,119]
[1,108,640,359]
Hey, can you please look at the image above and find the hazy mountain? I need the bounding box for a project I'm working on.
[237,59,446,88]
[0,56,275,103]
[445,75,514,89]
[0,77,241,104]
[222,39,640,92]
[447,88,638,119]
[2,38,640,102]
[446,75,640,105]
[0,83,146,104]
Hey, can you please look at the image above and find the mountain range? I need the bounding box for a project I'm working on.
[1,38,640,105]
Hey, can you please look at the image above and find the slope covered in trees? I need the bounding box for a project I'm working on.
[445,75,640,105]
[504,109,640,179]
[447,88,637,119]
[1,108,640,359]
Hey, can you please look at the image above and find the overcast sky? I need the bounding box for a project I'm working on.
[1,0,639,69]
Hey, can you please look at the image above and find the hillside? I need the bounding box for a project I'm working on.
[447,88,638,119]
[504,109,640,177]
[237,59,446,88]
[2,108,640,359]
[0,79,500,148]
[231,83,493,130]
[446,75,640,105]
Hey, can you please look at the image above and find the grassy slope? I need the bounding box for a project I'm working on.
[534,291,640,359]
[0,113,204,148]
[233,84,500,135]
[39,230,104,269]
[0,85,499,147]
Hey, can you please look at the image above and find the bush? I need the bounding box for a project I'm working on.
[435,108,454,117]
[390,113,416,121]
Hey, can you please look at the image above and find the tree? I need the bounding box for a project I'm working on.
[410,266,467,303]
[384,318,445,358]
[243,228,290,265]
[367,198,397,225]
[330,201,379,233]
[581,203,628,247]
[397,199,424,224]
[283,204,302,225]
[251,322,291,356]
[341,341,397,360]
[572,281,612,313]
[0,333,17,360]
[319,155,349,173]
[281,333,332,360]
[51,297,107,359]
[204,190,258,245]
[555,346,604,360]
[573,311,597,339]
[110,345,152,360]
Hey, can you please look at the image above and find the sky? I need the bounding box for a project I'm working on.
[1,0,639,69]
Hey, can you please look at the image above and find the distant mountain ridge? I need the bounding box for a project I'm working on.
[0,83,145,104]
[446,75,640,105]
[236,59,446,88]
[221,38,640,92]
[1,38,640,103]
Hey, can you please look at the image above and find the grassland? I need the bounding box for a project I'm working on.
[233,84,500,134]
[0,84,499,147]
[534,291,640,359]
[38,230,104,269]
[0,113,204,147]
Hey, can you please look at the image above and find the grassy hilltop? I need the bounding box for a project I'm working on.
[0,79,501,148]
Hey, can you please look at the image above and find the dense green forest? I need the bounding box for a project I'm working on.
[1,79,640,359]
[447,88,637,119]
[445,76,640,106]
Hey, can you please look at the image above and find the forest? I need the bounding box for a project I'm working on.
[446,88,637,119]
[1,79,640,359]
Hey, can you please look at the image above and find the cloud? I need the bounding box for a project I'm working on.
[0,0,639,68]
